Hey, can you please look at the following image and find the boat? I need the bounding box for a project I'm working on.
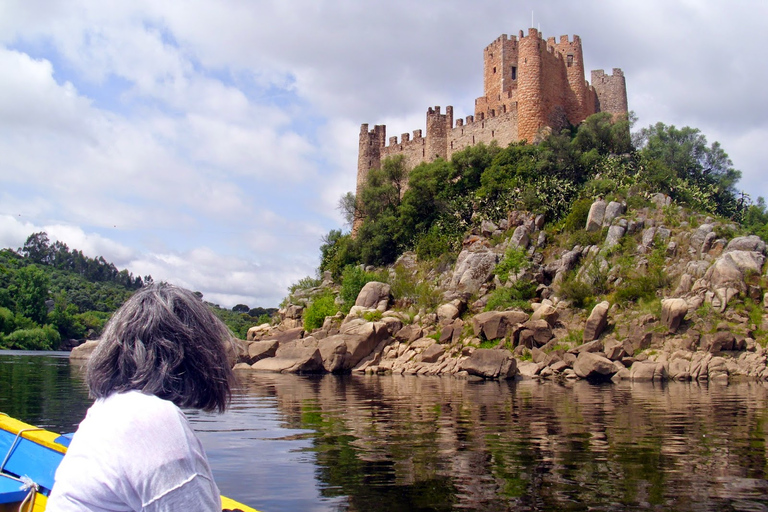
[0,413,258,512]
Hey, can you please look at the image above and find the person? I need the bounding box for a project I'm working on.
[47,283,237,511]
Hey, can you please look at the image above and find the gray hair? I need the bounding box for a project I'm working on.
[87,283,235,413]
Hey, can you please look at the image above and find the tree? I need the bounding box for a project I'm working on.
[232,304,250,313]
[337,192,357,228]
[13,265,50,325]
[20,232,53,265]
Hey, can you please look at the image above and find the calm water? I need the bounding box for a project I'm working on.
[2,351,768,511]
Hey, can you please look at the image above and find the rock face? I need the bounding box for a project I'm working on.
[70,339,99,359]
[450,248,498,294]
[355,282,392,311]
[318,320,390,373]
[228,201,768,384]
[583,301,610,342]
[661,298,688,333]
[586,199,606,232]
[472,311,529,340]
[250,339,324,373]
[459,349,517,379]
[573,352,616,380]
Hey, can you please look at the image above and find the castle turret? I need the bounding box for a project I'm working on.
[517,28,545,142]
[354,124,386,234]
[591,69,628,116]
[555,35,590,123]
[425,106,452,162]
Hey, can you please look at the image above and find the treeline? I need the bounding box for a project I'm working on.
[1,232,277,350]
[321,113,756,275]
[0,233,144,350]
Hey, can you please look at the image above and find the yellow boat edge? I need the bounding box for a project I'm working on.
[0,414,260,512]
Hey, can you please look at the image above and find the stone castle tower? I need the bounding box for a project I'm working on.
[355,29,627,232]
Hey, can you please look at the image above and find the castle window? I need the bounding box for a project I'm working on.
[511,66,517,80]
[493,66,497,74]
[567,54,573,67]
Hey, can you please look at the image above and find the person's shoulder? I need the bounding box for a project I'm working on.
[100,391,186,427]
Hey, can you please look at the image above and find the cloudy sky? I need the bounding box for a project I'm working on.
[1,0,765,308]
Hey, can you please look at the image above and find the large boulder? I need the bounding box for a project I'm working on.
[472,310,529,340]
[629,360,668,381]
[355,281,392,311]
[246,339,279,364]
[319,320,391,372]
[573,352,617,380]
[586,199,607,232]
[450,248,498,294]
[437,300,464,323]
[661,298,688,333]
[725,235,766,254]
[69,339,99,359]
[275,327,304,344]
[459,349,517,379]
[602,201,625,227]
[530,303,558,326]
[246,323,272,341]
[583,301,610,342]
[250,339,324,373]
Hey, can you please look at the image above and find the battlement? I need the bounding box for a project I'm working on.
[354,29,628,234]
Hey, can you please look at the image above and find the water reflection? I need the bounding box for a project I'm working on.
[223,373,768,512]
[2,351,768,511]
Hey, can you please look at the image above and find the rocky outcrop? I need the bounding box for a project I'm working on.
[472,310,529,340]
[250,339,324,373]
[661,298,688,333]
[459,349,517,379]
[355,282,392,311]
[583,301,609,342]
[450,247,498,294]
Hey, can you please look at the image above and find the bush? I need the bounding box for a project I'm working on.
[4,326,60,350]
[561,198,594,233]
[558,273,596,310]
[484,280,537,311]
[340,265,383,312]
[303,293,339,332]
[494,247,528,283]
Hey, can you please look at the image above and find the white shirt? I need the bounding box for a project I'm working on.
[47,391,222,512]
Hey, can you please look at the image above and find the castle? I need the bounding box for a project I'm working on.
[355,28,628,228]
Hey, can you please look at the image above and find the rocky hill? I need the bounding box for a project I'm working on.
[231,192,768,383]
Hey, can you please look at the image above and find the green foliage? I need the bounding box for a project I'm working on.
[304,293,339,331]
[562,198,593,233]
[319,230,359,279]
[362,310,383,322]
[637,122,741,218]
[559,272,597,310]
[484,280,537,311]
[388,264,443,313]
[2,326,60,351]
[494,246,529,283]
[340,266,382,313]
[12,265,50,325]
[612,247,669,305]
[288,275,322,295]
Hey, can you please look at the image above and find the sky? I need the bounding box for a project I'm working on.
[0,0,766,309]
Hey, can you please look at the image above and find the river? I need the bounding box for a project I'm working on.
[2,350,768,511]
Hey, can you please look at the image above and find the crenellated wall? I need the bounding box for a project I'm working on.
[354,29,627,234]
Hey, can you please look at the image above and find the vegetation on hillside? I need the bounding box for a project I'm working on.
[0,232,276,349]
[320,113,751,275]
[297,113,765,324]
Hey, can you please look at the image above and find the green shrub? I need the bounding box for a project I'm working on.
[363,310,383,322]
[562,198,594,233]
[558,274,596,310]
[4,326,60,351]
[288,276,322,295]
[494,247,528,283]
[303,293,339,331]
[339,265,384,312]
[484,280,537,311]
